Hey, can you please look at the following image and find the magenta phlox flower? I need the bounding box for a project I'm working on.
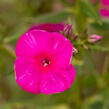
[15,30,76,94]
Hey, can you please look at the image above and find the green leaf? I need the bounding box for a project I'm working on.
[81,1,101,23]
[27,10,72,23]
[89,45,109,52]
[3,10,72,44]
[3,24,29,43]
[92,21,109,31]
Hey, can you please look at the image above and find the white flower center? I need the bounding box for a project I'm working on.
[42,59,50,67]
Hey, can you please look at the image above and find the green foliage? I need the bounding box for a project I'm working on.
[81,0,101,22]
[92,21,109,31]
[27,10,72,23]
[89,44,109,52]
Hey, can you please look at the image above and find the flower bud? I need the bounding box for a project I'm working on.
[64,24,72,36]
[88,34,102,43]
[63,24,76,40]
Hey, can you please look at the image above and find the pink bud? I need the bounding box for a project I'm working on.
[88,34,102,43]
[64,24,72,36]
[63,24,75,40]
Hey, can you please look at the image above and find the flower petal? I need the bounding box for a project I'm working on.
[100,9,109,17]
[15,57,41,94]
[55,65,76,87]
[16,30,53,57]
[40,65,76,94]
[50,32,73,66]
[28,23,64,33]
[101,0,109,5]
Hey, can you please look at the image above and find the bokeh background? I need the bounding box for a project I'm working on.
[0,0,109,109]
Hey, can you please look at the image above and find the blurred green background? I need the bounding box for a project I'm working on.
[0,0,109,109]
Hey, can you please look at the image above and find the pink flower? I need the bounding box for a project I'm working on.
[28,23,65,33]
[101,0,109,5]
[88,34,102,43]
[100,0,109,18]
[14,30,76,94]
[91,0,109,18]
